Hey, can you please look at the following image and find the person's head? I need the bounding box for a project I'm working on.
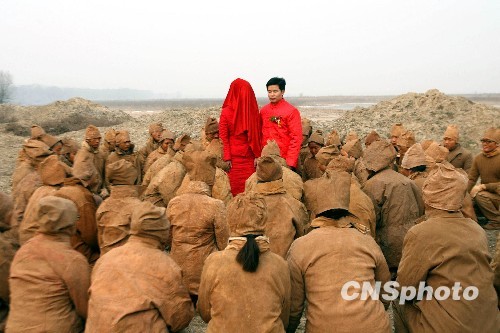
[325,155,355,174]
[227,192,267,272]
[183,149,217,186]
[115,130,132,152]
[38,133,62,155]
[364,130,381,147]
[301,118,313,145]
[308,130,325,157]
[342,139,363,159]
[256,156,283,183]
[266,77,286,104]
[363,140,397,174]
[106,159,139,185]
[104,129,117,150]
[85,125,101,149]
[22,139,54,168]
[422,163,468,213]
[396,130,416,156]
[303,171,351,220]
[173,134,191,152]
[442,125,459,151]
[389,123,405,147]
[149,123,164,143]
[159,129,175,151]
[36,196,78,237]
[425,142,449,169]
[40,155,70,186]
[204,117,220,142]
[30,125,46,139]
[401,143,427,175]
[480,127,500,154]
[325,130,342,148]
[60,137,80,163]
[129,201,169,248]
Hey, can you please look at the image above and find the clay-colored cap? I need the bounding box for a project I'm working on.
[23,139,53,160]
[420,139,435,151]
[422,162,468,211]
[37,196,78,235]
[308,130,325,146]
[482,127,500,143]
[115,130,131,144]
[326,130,341,146]
[104,129,117,144]
[39,155,69,186]
[304,171,351,215]
[342,139,363,159]
[85,125,101,140]
[205,117,219,134]
[160,129,175,141]
[302,118,312,136]
[227,192,267,237]
[363,140,397,172]
[390,123,405,137]
[316,145,340,166]
[425,142,449,164]
[38,134,61,150]
[130,201,169,243]
[148,122,164,135]
[182,149,217,186]
[173,134,191,151]
[60,137,80,155]
[106,159,138,185]
[326,155,355,173]
[262,140,281,157]
[401,143,427,169]
[364,130,381,147]
[256,156,283,182]
[397,130,416,149]
[30,125,46,139]
[443,125,459,141]
[344,131,359,142]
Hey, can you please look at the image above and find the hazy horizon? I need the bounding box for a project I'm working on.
[2,1,499,98]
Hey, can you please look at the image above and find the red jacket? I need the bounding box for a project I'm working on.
[260,99,302,167]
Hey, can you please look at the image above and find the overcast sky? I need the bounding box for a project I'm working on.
[1,0,499,98]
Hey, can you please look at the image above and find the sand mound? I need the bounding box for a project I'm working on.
[0,97,131,134]
[318,89,499,152]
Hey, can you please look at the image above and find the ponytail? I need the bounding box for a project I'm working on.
[236,235,260,272]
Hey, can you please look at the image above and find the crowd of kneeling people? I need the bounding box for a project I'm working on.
[0,119,499,332]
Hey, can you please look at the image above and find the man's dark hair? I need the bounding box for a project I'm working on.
[266,77,286,91]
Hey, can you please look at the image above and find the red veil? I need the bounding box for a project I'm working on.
[222,78,262,157]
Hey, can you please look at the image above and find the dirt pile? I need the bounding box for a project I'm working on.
[319,89,499,152]
[0,97,131,136]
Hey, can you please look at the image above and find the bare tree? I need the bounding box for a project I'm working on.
[0,71,13,104]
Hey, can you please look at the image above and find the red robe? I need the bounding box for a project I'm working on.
[219,78,262,195]
[260,99,302,168]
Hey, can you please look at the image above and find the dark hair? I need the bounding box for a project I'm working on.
[266,77,286,91]
[410,165,427,172]
[236,234,260,272]
[318,209,350,220]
